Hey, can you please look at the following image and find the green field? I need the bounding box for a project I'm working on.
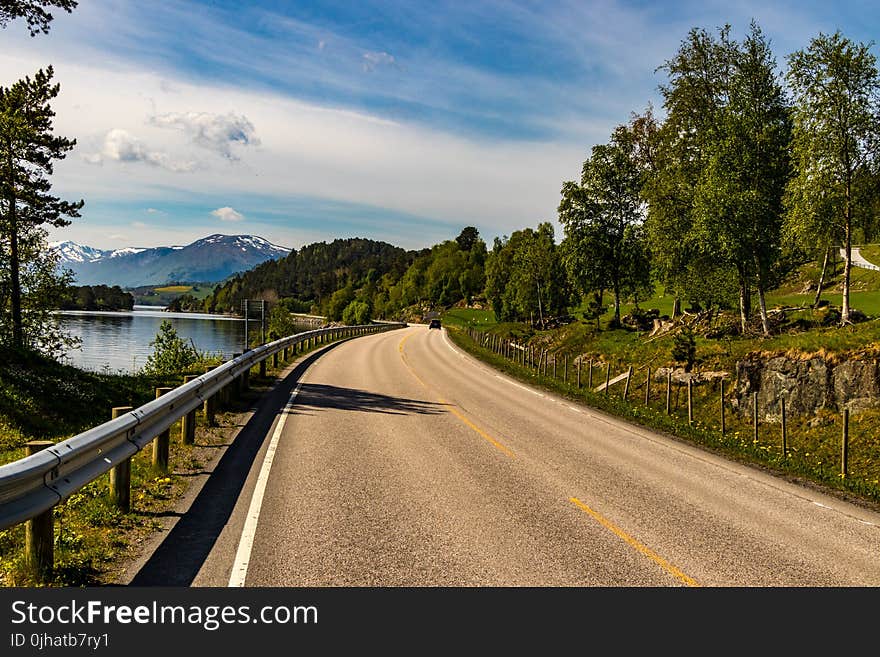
[130,284,216,307]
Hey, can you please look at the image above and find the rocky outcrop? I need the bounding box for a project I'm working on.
[733,355,880,420]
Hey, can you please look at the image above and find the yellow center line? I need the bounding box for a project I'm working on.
[569,497,700,587]
[399,333,515,458]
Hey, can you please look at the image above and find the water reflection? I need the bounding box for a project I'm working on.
[58,306,247,374]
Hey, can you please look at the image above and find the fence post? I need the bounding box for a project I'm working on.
[577,359,581,389]
[753,391,759,443]
[259,358,267,378]
[665,371,671,414]
[623,365,632,400]
[720,378,725,436]
[781,397,787,459]
[588,360,593,389]
[109,406,133,511]
[687,378,693,425]
[553,357,557,380]
[273,351,279,368]
[645,367,651,406]
[153,387,173,471]
[604,363,610,396]
[841,407,849,478]
[25,440,55,582]
[564,356,568,383]
[181,375,198,445]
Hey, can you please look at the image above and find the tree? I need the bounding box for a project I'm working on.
[786,31,880,324]
[0,224,76,357]
[693,22,792,335]
[455,226,480,252]
[142,320,200,375]
[644,26,736,319]
[0,66,83,349]
[0,0,77,36]
[559,124,649,327]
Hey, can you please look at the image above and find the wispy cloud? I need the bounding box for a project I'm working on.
[211,206,245,222]
[131,221,148,229]
[362,50,397,72]
[149,111,260,160]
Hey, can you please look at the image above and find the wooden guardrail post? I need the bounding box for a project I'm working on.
[25,440,55,582]
[203,366,217,426]
[259,358,267,378]
[110,406,134,511]
[273,351,279,368]
[841,407,849,478]
[181,375,198,445]
[232,353,242,400]
[153,387,173,471]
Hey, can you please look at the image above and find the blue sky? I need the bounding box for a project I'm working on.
[2,0,879,250]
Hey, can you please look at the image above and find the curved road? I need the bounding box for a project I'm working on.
[186,325,880,587]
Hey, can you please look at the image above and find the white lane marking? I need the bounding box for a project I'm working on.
[228,382,303,587]
[813,502,830,509]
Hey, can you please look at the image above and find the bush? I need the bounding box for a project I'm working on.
[342,300,371,325]
[142,320,200,375]
[671,326,697,372]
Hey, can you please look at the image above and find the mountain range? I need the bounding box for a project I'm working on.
[50,234,291,287]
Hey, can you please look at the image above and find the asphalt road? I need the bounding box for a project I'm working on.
[184,325,880,587]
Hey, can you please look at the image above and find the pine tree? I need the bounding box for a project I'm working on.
[0,66,83,349]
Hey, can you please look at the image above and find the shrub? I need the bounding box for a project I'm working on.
[142,320,200,375]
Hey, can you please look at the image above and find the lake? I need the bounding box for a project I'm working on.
[57,306,250,373]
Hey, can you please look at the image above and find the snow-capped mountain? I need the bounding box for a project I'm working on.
[50,234,291,287]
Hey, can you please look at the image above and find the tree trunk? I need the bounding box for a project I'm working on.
[842,184,852,325]
[8,178,22,349]
[737,265,749,335]
[672,296,681,321]
[755,257,770,338]
[535,280,544,328]
[612,280,621,324]
[813,246,829,309]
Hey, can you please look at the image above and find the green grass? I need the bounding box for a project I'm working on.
[441,307,497,329]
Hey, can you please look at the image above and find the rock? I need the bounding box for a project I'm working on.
[734,354,880,418]
[808,414,832,428]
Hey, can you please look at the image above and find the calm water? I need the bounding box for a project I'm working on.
[58,306,248,373]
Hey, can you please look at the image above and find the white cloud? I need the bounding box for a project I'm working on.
[85,128,196,172]
[211,206,245,222]
[0,51,586,242]
[131,221,148,229]
[149,111,259,160]
[362,51,396,72]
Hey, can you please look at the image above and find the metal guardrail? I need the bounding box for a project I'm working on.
[0,322,406,532]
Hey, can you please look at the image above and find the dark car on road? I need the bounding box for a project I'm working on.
[429,319,441,329]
